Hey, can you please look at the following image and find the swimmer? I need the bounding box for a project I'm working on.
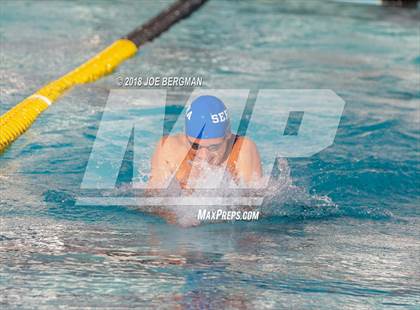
[147,95,262,190]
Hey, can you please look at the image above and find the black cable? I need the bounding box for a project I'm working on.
[125,0,209,47]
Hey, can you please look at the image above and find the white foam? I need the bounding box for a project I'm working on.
[131,158,296,226]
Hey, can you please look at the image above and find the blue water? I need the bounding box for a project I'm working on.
[1,0,419,308]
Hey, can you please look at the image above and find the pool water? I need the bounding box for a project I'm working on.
[1,0,419,308]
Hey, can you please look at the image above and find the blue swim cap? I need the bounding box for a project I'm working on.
[185,95,230,139]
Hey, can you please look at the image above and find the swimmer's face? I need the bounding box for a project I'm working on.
[186,133,231,165]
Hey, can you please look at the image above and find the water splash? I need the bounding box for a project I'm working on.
[128,158,339,226]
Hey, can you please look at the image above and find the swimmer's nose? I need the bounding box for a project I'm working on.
[195,148,210,160]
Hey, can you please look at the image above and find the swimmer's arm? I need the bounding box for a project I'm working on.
[145,137,181,224]
[236,138,263,185]
[147,137,173,191]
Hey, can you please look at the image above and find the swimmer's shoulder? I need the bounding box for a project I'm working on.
[233,136,261,166]
[234,135,259,154]
[157,134,185,148]
[232,135,263,180]
[155,134,187,159]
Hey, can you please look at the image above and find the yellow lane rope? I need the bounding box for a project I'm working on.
[0,39,137,151]
[0,0,208,152]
